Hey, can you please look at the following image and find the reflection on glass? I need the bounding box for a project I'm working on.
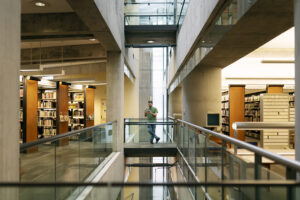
[19,122,115,199]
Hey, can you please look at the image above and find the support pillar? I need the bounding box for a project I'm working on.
[182,65,222,127]
[168,86,182,119]
[295,0,300,181]
[0,0,20,183]
[106,52,124,152]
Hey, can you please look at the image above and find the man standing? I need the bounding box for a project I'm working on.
[144,100,160,144]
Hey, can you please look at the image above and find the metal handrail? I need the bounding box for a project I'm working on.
[125,122,176,125]
[20,121,117,151]
[176,119,300,172]
[0,180,299,187]
[232,122,295,130]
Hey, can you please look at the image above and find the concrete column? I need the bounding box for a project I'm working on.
[168,86,182,119]
[182,65,221,127]
[295,0,300,181]
[106,52,124,152]
[0,0,20,184]
[139,49,153,118]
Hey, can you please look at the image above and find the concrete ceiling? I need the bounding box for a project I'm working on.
[22,0,73,14]
[199,0,294,69]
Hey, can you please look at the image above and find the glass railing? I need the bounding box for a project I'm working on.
[19,121,116,200]
[1,118,300,199]
[174,118,300,200]
[0,182,298,200]
[124,118,176,144]
[124,0,190,26]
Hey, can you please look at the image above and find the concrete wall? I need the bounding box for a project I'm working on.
[85,153,125,200]
[176,0,219,70]
[124,76,139,118]
[94,86,107,125]
[125,48,137,78]
[94,0,124,52]
[0,0,20,185]
[295,0,300,180]
[139,48,153,118]
[124,49,140,119]
[106,52,124,152]
[168,86,182,118]
[182,65,221,127]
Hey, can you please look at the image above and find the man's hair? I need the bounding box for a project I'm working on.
[148,100,153,103]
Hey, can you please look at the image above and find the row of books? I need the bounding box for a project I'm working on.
[42,92,56,99]
[38,119,55,127]
[38,101,56,108]
[39,110,56,117]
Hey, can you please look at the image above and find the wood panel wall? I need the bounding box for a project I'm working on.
[24,79,38,152]
[229,85,245,141]
[267,85,284,94]
[57,82,69,145]
[85,87,95,127]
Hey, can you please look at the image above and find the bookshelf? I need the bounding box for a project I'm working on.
[20,87,24,143]
[260,93,289,149]
[69,92,85,131]
[289,92,295,148]
[38,89,57,138]
[221,91,229,135]
[85,87,95,127]
[221,85,245,140]
[244,91,264,140]
[23,77,39,150]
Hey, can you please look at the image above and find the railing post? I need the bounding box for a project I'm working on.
[254,153,262,200]
[221,141,226,200]
[234,130,237,155]
[204,134,208,194]
[286,167,296,200]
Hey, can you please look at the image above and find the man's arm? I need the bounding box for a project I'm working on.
[149,109,158,117]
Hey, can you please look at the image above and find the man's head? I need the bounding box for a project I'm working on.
[148,100,153,107]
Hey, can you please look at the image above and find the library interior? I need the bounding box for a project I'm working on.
[1,0,300,200]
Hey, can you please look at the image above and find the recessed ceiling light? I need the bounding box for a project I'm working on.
[33,1,48,7]
[147,40,155,44]
[89,38,97,41]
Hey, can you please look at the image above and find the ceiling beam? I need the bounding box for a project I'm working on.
[66,0,121,51]
[21,44,107,65]
[21,13,92,40]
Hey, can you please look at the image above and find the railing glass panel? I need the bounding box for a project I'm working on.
[0,183,297,200]
[19,121,115,200]
[124,0,190,26]
[174,119,298,200]
[124,118,175,144]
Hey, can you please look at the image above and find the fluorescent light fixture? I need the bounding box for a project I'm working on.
[20,64,41,72]
[147,40,155,44]
[20,69,41,72]
[90,83,107,86]
[42,76,54,80]
[70,85,83,90]
[24,69,65,77]
[69,80,96,83]
[41,59,106,69]
[261,60,295,64]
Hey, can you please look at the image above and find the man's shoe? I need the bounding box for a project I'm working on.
[156,137,160,144]
[150,140,154,144]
